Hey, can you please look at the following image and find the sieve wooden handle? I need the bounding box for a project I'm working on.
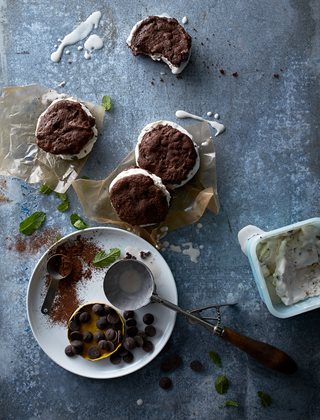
[221,326,297,374]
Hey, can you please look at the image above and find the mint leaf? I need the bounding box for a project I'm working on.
[93,248,121,268]
[19,211,46,235]
[257,391,272,408]
[55,192,69,212]
[80,175,90,180]
[101,95,111,111]
[39,184,53,195]
[224,400,238,407]
[70,213,89,230]
[209,351,221,367]
[215,375,229,395]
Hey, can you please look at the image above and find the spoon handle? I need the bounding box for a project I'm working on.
[220,326,297,374]
[41,278,59,315]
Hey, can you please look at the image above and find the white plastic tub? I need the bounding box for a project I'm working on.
[238,218,320,318]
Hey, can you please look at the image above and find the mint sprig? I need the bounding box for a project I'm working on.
[93,248,121,268]
[215,375,229,395]
[70,213,89,230]
[101,95,111,111]
[257,391,272,408]
[209,351,221,367]
[19,211,46,235]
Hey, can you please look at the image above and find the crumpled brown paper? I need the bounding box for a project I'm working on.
[73,122,219,247]
[0,85,105,193]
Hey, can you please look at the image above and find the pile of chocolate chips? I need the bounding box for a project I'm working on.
[65,303,123,360]
[109,311,156,365]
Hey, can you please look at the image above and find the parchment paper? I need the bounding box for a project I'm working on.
[73,122,219,247]
[0,85,105,193]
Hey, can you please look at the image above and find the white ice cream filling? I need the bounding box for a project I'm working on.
[135,120,200,189]
[35,97,98,160]
[109,168,171,206]
[127,14,191,75]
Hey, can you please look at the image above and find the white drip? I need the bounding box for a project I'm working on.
[51,11,101,63]
[175,110,225,136]
[84,34,104,59]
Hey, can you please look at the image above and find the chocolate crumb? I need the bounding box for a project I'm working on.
[273,73,280,79]
[190,360,203,372]
[176,74,183,79]
[219,69,225,75]
[159,377,172,390]
[232,72,238,78]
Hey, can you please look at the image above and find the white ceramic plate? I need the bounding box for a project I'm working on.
[27,227,177,379]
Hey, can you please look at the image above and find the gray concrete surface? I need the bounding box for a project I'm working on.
[0,0,319,419]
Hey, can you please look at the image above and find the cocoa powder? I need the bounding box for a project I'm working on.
[7,228,61,254]
[48,236,101,325]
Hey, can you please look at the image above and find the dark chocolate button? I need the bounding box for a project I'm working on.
[110,353,122,365]
[98,340,109,350]
[123,337,135,351]
[82,331,93,343]
[69,319,80,332]
[70,340,83,354]
[79,311,91,323]
[118,347,129,357]
[96,316,108,330]
[105,341,115,352]
[161,354,182,372]
[159,377,172,390]
[134,335,144,347]
[94,331,105,342]
[105,328,116,341]
[142,340,154,353]
[117,330,123,344]
[126,318,137,327]
[65,345,75,357]
[145,325,156,337]
[190,360,203,372]
[92,304,105,316]
[126,326,138,337]
[107,312,120,324]
[143,313,154,325]
[137,331,147,341]
[123,310,135,319]
[123,351,134,363]
[88,346,101,359]
[70,331,83,341]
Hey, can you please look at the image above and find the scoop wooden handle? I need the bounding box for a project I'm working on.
[221,326,297,374]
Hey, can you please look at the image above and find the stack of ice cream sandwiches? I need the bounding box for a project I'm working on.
[109,121,200,226]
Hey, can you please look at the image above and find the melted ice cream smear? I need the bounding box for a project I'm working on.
[84,34,104,59]
[175,110,225,136]
[51,11,101,62]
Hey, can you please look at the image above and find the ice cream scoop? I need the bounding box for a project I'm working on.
[103,259,297,374]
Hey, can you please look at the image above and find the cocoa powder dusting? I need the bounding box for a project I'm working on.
[8,228,61,254]
[48,237,101,325]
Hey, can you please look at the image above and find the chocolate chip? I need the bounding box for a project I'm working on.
[98,340,115,352]
[125,252,136,259]
[142,340,154,353]
[190,360,203,372]
[123,351,134,363]
[134,335,144,347]
[94,331,105,342]
[105,329,116,341]
[79,311,91,323]
[92,304,105,316]
[96,316,108,330]
[123,310,134,319]
[159,377,172,390]
[126,326,138,337]
[145,325,156,337]
[69,319,80,332]
[88,346,101,359]
[118,347,129,357]
[107,312,120,324]
[70,340,83,354]
[161,354,182,372]
[65,345,75,357]
[126,318,137,327]
[137,331,147,341]
[70,331,82,341]
[143,313,154,325]
[82,331,93,343]
[123,337,135,351]
[140,251,151,259]
[110,354,122,365]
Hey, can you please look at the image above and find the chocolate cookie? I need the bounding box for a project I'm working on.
[35,98,97,160]
[127,15,192,74]
[135,121,199,188]
[109,168,170,226]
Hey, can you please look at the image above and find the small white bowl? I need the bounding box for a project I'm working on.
[238,218,320,318]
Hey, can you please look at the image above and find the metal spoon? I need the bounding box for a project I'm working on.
[41,254,72,315]
[103,259,297,374]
